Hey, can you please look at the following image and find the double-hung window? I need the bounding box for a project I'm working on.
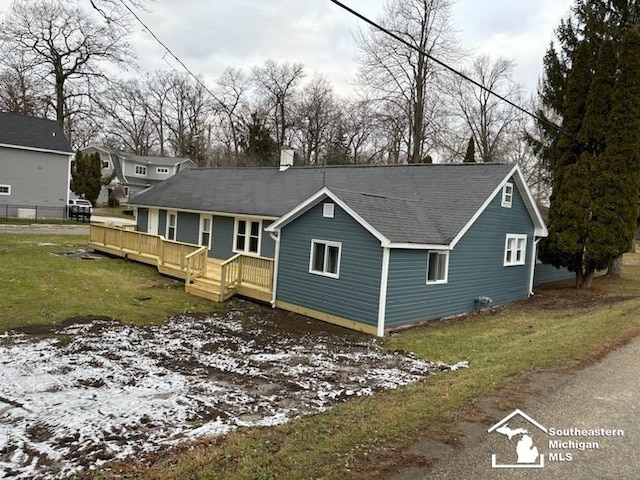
[167,212,177,241]
[135,165,147,176]
[200,216,212,248]
[235,219,261,255]
[309,240,341,278]
[502,182,514,208]
[504,234,527,266]
[426,251,448,284]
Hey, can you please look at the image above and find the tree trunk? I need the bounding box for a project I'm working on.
[607,255,624,276]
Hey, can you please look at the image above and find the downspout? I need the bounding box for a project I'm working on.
[377,246,391,337]
[269,231,280,307]
[529,238,541,296]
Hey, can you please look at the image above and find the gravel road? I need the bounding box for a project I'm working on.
[393,336,640,479]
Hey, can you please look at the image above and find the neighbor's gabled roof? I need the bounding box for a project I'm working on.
[132,163,547,246]
[0,111,72,154]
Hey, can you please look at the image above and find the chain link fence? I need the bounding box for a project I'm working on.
[0,203,90,223]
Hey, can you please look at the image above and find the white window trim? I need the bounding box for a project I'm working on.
[0,184,10,195]
[134,165,147,176]
[199,215,213,249]
[166,211,178,241]
[156,167,170,174]
[102,160,111,169]
[504,234,527,266]
[426,251,449,284]
[323,203,335,218]
[501,182,514,208]
[309,239,342,279]
[233,218,262,256]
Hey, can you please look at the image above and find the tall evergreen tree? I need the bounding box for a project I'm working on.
[537,0,640,287]
[463,136,475,163]
[71,151,103,206]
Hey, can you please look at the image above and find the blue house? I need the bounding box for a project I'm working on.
[91,163,550,336]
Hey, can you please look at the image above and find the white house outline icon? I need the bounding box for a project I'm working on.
[487,409,548,468]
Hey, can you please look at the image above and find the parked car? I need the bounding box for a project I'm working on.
[68,199,92,221]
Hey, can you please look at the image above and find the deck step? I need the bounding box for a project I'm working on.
[185,282,222,302]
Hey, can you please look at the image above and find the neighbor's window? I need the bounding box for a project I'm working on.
[167,212,177,241]
[123,186,129,197]
[427,251,449,284]
[0,185,10,195]
[502,182,514,208]
[309,240,341,278]
[102,160,110,169]
[157,167,170,174]
[504,234,527,266]
[135,165,147,176]
[235,219,261,255]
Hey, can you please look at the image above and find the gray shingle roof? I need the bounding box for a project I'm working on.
[132,163,517,245]
[0,112,72,152]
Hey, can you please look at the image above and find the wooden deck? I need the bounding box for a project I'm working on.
[89,224,274,303]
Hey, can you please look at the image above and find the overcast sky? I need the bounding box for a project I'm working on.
[0,0,574,96]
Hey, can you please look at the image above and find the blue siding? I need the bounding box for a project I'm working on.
[277,201,383,326]
[176,212,199,245]
[158,210,167,238]
[385,179,535,327]
[262,220,276,259]
[211,215,235,260]
[136,208,148,233]
[534,263,574,286]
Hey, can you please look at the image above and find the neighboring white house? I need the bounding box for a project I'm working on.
[80,145,196,205]
[0,112,74,218]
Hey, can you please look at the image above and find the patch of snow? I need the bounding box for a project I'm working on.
[0,312,466,479]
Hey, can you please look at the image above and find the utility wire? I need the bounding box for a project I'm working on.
[328,0,582,146]
[118,0,225,110]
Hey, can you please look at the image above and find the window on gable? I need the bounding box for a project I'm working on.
[504,234,527,266]
[135,165,147,176]
[502,182,514,208]
[157,167,170,174]
[234,219,261,255]
[102,160,110,169]
[0,185,10,195]
[309,240,341,278]
[426,251,448,284]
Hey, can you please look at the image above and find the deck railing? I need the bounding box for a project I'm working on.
[185,246,208,284]
[89,224,274,301]
[90,224,205,276]
[218,254,274,300]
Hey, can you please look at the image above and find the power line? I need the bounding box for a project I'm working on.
[328,0,582,146]
[118,0,225,110]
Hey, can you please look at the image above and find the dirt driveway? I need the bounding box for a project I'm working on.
[0,303,466,479]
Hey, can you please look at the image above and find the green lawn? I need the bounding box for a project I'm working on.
[0,234,220,331]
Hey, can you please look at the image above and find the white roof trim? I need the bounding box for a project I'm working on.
[0,142,73,156]
[265,187,392,246]
[449,165,548,248]
[132,203,279,221]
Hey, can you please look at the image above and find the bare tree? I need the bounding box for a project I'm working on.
[0,53,44,115]
[355,0,461,163]
[292,75,337,165]
[215,67,250,156]
[97,79,155,154]
[252,59,305,154]
[448,55,523,163]
[0,0,134,138]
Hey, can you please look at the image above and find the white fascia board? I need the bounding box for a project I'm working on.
[129,203,279,220]
[0,143,73,156]
[265,187,391,246]
[449,165,548,249]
